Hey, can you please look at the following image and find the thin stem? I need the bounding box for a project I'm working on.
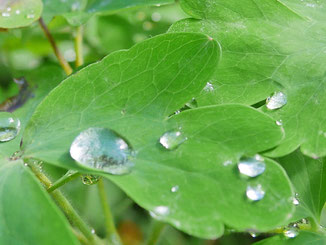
[39,18,73,75]
[74,25,84,68]
[27,161,98,245]
[146,220,166,245]
[97,179,122,245]
[47,170,80,192]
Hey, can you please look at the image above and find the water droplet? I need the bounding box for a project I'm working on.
[24,163,28,166]
[246,184,265,201]
[185,98,198,109]
[171,186,179,193]
[276,120,283,126]
[203,82,214,92]
[15,10,20,15]
[266,92,287,110]
[81,174,101,185]
[248,230,259,238]
[70,127,135,175]
[6,7,11,12]
[0,112,21,142]
[159,130,187,150]
[2,12,10,17]
[26,13,35,19]
[292,197,299,206]
[284,228,298,238]
[150,206,169,220]
[223,160,233,166]
[151,12,161,22]
[238,157,265,177]
[91,229,95,234]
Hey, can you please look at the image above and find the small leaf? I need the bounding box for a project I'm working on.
[0,0,43,28]
[0,159,79,245]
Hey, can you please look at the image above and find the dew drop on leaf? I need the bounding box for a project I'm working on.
[1,12,10,17]
[159,130,187,150]
[283,228,298,238]
[150,206,170,220]
[70,127,134,175]
[203,81,214,92]
[26,13,35,19]
[276,120,283,126]
[15,10,20,15]
[0,112,21,142]
[266,91,287,110]
[246,184,265,201]
[292,197,299,206]
[171,185,179,193]
[238,157,266,177]
[81,174,101,185]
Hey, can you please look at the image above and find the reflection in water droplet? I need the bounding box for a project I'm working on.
[238,157,265,177]
[284,228,298,238]
[26,13,35,19]
[292,197,299,206]
[150,206,170,220]
[223,160,233,166]
[70,128,134,175]
[81,175,101,185]
[248,230,259,238]
[171,186,179,193]
[266,92,287,110]
[2,12,10,17]
[276,120,283,126]
[203,82,214,92]
[246,184,265,201]
[0,112,21,142]
[159,130,187,150]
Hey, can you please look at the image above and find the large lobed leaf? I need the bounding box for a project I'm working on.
[21,33,294,238]
[170,0,326,158]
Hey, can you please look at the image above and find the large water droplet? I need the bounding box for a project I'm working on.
[0,112,21,142]
[284,228,298,238]
[246,184,265,201]
[70,127,134,175]
[81,174,101,185]
[266,92,287,110]
[238,157,266,177]
[159,130,187,150]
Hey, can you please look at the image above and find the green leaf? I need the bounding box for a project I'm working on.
[170,0,326,158]
[0,65,65,157]
[42,0,174,26]
[254,231,326,245]
[0,0,43,28]
[0,159,79,245]
[21,33,294,238]
[277,151,326,224]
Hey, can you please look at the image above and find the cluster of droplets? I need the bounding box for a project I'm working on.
[0,112,21,142]
[0,6,35,19]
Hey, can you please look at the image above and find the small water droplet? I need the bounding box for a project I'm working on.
[292,197,299,206]
[174,110,180,115]
[150,206,169,220]
[185,98,198,109]
[276,120,283,126]
[6,7,11,12]
[203,82,214,92]
[284,228,298,238]
[2,12,10,17]
[0,112,21,142]
[246,184,265,201]
[24,163,28,166]
[171,185,179,193]
[70,128,135,175]
[238,157,265,177]
[266,92,287,110]
[26,13,35,19]
[81,174,101,185]
[247,230,259,238]
[151,12,161,22]
[15,10,20,15]
[223,160,233,166]
[159,130,187,150]
[91,229,95,234]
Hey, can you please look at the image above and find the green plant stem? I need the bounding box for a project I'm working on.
[27,161,98,245]
[39,18,73,75]
[47,170,80,192]
[74,25,84,67]
[97,179,122,245]
[146,220,166,245]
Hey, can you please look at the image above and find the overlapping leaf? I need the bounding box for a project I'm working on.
[42,0,173,26]
[170,0,326,158]
[0,0,42,28]
[21,33,294,238]
[0,159,79,245]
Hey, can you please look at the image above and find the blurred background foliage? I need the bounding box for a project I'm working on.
[0,2,309,244]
